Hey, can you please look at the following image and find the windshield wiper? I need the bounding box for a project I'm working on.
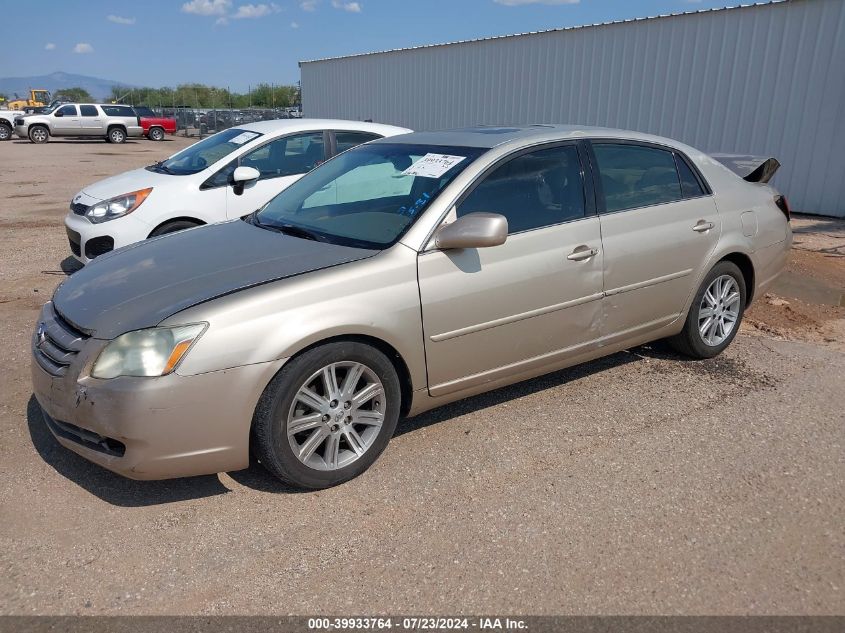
[150,160,174,174]
[274,223,325,242]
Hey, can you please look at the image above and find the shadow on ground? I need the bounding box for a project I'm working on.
[27,342,687,504]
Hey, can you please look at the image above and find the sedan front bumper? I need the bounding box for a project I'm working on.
[31,304,286,480]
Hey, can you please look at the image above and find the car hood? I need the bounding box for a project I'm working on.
[81,167,176,202]
[52,220,377,339]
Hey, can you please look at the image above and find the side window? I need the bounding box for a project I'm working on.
[240,132,325,179]
[201,159,238,189]
[101,105,135,117]
[675,154,707,198]
[57,105,78,116]
[592,143,683,213]
[79,105,98,117]
[457,145,585,234]
[335,131,381,154]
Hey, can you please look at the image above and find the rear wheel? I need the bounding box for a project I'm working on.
[108,127,126,144]
[148,219,201,237]
[148,127,165,141]
[251,341,401,489]
[669,261,746,359]
[0,123,11,141]
[28,125,49,144]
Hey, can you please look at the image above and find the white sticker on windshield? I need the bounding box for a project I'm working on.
[402,153,467,178]
[229,131,260,145]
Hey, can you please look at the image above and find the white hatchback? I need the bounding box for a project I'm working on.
[64,119,411,263]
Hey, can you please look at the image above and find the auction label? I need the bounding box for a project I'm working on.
[402,154,467,178]
[308,617,528,630]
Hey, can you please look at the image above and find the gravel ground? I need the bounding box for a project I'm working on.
[0,138,842,616]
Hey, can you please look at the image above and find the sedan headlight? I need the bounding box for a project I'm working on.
[92,324,206,379]
[86,188,152,224]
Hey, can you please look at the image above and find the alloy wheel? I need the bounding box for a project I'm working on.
[286,361,386,471]
[30,128,47,143]
[698,274,740,346]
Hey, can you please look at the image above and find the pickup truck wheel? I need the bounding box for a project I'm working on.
[149,219,202,237]
[108,127,126,144]
[29,126,49,144]
[0,123,11,141]
[251,341,401,489]
[148,127,165,141]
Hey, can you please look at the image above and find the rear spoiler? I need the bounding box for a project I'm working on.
[710,154,780,184]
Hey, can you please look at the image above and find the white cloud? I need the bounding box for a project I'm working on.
[290,21,300,28]
[494,0,579,5]
[300,0,318,10]
[233,3,281,19]
[44,42,56,50]
[332,1,361,12]
[181,0,232,16]
[73,42,94,54]
[107,14,136,24]
[215,15,229,25]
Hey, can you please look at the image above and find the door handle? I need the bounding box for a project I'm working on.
[692,220,715,233]
[567,246,599,261]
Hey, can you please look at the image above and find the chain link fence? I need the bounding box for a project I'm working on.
[142,106,302,138]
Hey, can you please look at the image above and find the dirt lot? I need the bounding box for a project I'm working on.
[0,138,843,616]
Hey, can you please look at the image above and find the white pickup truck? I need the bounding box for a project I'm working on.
[0,109,25,141]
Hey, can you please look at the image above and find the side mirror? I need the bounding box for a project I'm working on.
[54,110,63,117]
[232,166,260,196]
[433,212,508,250]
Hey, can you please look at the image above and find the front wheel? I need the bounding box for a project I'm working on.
[251,341,401,489]
[148,220,201,237]
[28,126,49,144]
[108,127,126,144]
[0,123,11,141]
[148,127,165,141]
[669,261,746,359]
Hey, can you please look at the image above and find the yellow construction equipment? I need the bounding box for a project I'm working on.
[7,89,52,111]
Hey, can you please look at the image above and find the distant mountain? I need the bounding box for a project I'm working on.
[0,71,136,101]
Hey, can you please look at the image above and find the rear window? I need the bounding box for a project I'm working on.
[79,105,98,117]
[101,105,136,117]
[675,154,707,198]
[592,143,683,213]
[133,106,156,117]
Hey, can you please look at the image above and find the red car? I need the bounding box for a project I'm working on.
[133,107,177,141]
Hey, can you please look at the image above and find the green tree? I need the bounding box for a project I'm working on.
[55,87,94,102]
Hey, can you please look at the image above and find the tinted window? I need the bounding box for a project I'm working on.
[241,132,325,178]
[458,145,585,233]
[79,105,98,117]
[134,106,156,117]
[202,159,238,189]
[57,105,77,116]
[675,154,707,198]
[593,144,682,212]
[335,131,381,153]
[101,105,136,117]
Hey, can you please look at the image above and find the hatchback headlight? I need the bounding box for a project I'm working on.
[92,324,206,379]
[86,188,152,224]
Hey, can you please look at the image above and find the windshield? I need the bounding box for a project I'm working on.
[255,143,486,249]
[149,128,263,176]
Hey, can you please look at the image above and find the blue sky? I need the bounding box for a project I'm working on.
[4,0,734,90]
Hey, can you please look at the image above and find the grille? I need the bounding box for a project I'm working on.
[33,304,89,377]
[66,227,81,257]
[70,201,89,216]
[42,413,126,457]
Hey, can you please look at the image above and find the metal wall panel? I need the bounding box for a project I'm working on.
[301,0,845,216]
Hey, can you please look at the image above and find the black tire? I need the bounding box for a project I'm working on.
[28,125,49,144]
[108,126,126,144]
[148,127,165,141]
[148,220,201,237]
[669,260,747,359]
[0,123,11,141]
[251,341,401,489]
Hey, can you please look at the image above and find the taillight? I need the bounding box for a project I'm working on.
[774,195,790,221]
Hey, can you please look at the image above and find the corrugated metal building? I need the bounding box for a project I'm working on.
[300,0,845,217]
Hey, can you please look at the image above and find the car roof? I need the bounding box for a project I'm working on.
[375,124,683,149]
[237,118,412,137]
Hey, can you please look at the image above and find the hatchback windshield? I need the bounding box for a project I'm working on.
[254,143,486,249]
[149,128,263,176]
